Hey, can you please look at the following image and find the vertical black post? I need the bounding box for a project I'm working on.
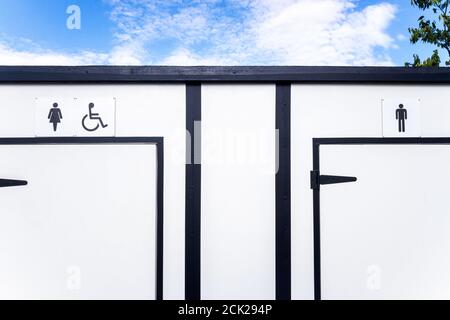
[312,139,321,301]
[276,83,291,300]
[156,139,164,300]
[185,83,201,300]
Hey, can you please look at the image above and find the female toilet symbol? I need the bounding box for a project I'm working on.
[48,103,63,132]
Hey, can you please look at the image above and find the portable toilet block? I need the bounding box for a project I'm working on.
[0,66,449,300]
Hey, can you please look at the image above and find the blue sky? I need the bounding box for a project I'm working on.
[0,0,445,66]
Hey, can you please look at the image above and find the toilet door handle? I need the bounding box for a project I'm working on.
[0,179,28,188]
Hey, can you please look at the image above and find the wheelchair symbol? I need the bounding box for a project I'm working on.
[82,103,108,132]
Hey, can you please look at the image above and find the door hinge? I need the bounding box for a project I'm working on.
[310,170,320,190]
[310,171,357,190]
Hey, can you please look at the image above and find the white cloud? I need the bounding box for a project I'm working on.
[0,42,106,65]
[107,0,397,66]
[397,33,407,41]
[107,43,148,65]
[0,0,398,66]
[159,48,228,65]
[0,38,144,65]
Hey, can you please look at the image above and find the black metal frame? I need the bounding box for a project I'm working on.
[0,137,164,300]
[185,84,201,300]
[312,137,450,300]
[276,84,291,300]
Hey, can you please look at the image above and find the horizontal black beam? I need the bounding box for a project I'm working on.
[313,137,450,145]
[0,137,163,145]
[0,66,450,83]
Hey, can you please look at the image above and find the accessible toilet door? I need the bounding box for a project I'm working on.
[0,138,162,300]
[314,139,450,300]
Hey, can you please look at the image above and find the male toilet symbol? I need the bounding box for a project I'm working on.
[396,104,407,132]
[82,103,108,132]
[382,99,419,137]
[48,103,63,132]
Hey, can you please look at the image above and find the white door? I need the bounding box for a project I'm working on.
[318,142,450,300]
[0,140,159,300]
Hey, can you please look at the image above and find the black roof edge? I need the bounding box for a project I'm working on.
[0,66,449,83]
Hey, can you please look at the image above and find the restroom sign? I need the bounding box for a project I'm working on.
[382,98,421,137]
[35,97,116,137]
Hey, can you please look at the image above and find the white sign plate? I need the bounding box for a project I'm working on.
[35,97,116,137]
[382,98,421,137]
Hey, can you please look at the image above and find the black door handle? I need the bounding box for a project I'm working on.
[310,170,357,190]
[0,179,28,188]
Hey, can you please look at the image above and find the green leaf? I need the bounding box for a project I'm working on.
[407,0,450,67]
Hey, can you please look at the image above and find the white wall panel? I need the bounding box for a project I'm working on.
[201,84,276,300]
[0,85,186,299]
[292,84,450,299]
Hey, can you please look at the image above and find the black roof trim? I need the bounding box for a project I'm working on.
[0,66,450,83]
